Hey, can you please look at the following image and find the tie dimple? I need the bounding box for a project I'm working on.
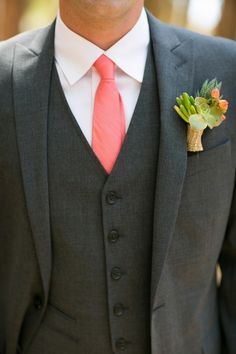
[92,55,126,174]
[94,54,115,80]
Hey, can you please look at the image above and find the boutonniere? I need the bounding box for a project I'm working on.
[174,79,229,152]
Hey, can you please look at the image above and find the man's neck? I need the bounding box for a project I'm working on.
[59,1,144,50]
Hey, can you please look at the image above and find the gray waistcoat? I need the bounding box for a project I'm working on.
[40,47,160,354]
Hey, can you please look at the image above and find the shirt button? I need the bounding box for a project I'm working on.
[113,303,125,317]
[33,294,44,310]
[108,230,120,243]
[115,338,127,351]
[111,267,122,280]
[106,191,118,205]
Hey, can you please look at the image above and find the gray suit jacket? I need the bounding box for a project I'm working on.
[0,10,236,354]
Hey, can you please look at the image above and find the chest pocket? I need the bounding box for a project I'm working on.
[186,139,231,178]
[180,139,234,215]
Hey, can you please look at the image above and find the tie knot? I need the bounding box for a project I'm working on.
[94,55,115,80]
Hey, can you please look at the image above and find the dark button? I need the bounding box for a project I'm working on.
[106,191,118,205]
[111,267,122,280]
[113,303,125,317]
[33,294,43,310]
[108,230,120,243]
[115,338,127,351]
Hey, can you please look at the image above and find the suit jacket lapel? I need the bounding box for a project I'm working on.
[147,12,195,310]
[13,23,55,297]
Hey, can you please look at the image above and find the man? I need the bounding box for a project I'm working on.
[0,0,236,353]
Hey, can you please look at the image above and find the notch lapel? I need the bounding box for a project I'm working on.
[147,12,195,310]
[13,24,55,298]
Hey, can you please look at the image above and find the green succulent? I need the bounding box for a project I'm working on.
[174,92,196,123]
[174,79,225,131]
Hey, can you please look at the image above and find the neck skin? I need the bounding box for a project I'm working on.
[59,0,144,50]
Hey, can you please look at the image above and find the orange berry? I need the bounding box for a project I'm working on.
[219,100,229,112]
[211,88,220,99]
[221,114,226,121]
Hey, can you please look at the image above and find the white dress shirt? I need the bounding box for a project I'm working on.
[54,8,150,145]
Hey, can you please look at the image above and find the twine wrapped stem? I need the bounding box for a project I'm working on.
[187,125,204,152]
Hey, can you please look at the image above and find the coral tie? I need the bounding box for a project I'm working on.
[92,55,126,173]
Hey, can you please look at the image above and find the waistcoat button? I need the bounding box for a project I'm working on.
[108,230,120,243]
[33,294,44,310]
[111,267,122,280]
[115,338,127,351]
[106,191,118,205]
[113,303,125,317]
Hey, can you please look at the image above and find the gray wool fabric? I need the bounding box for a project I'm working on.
[24,47,159,354]
[1,9,236,354]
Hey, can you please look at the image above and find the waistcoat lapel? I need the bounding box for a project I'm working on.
[147,12,195,310]
[13,23,55,298]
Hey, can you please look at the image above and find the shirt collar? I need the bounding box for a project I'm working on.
[54,8,150,85]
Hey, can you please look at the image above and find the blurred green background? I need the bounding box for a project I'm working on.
[0,0,235,41]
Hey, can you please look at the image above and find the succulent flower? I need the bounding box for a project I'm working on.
[174,79,229,131]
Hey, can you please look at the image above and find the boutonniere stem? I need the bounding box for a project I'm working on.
[174,79,229,152]
[187,126,204,152]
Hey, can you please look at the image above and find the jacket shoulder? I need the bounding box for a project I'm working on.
[173,24,236,56]
[165,21,236,63]
[0,26,52,74]
[147,11,236,59]
[0,25,53,112]
[0,25,52,49]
